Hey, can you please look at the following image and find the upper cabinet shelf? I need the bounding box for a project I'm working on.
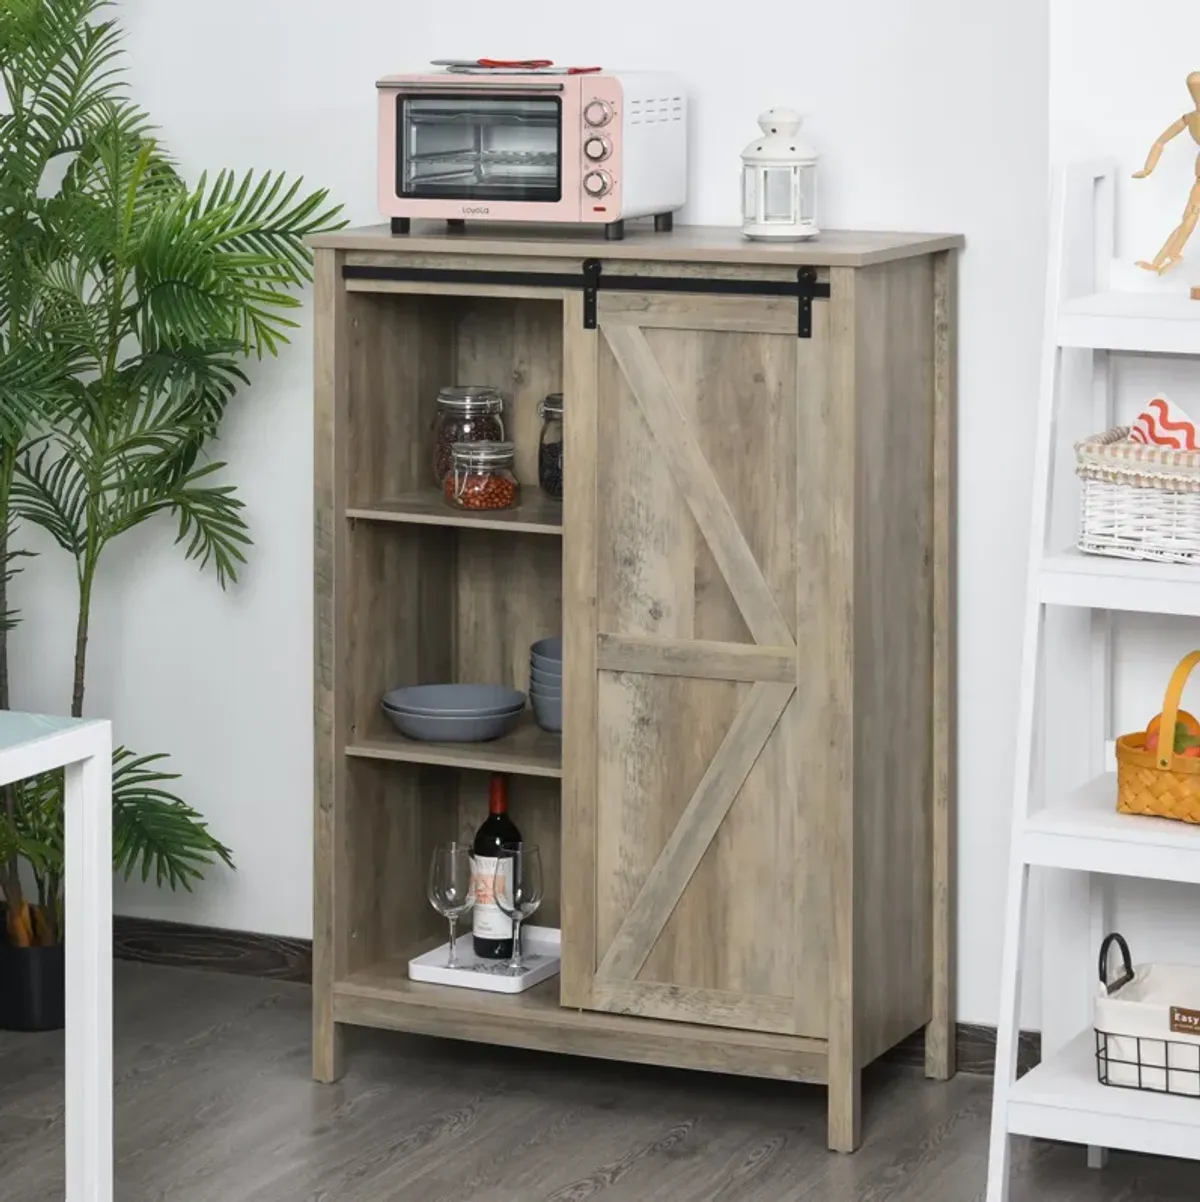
[348,488,563,536]
[1058,290,1200,356]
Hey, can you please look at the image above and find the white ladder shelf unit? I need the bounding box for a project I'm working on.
[987,159,1200,1200]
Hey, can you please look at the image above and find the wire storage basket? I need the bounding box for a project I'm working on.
[1095,934,1200,1098]
[1076,427,1200,564]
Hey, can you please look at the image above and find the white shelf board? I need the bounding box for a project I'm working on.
[1058,290,1200,355]
[1023,773,1200,883]
[1008,1031,1200,1161]
[1038,548,1200,617]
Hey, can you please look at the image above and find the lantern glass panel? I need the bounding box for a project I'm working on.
[763,167,794,222]
[800,165,817,224]
[743,168,758,222]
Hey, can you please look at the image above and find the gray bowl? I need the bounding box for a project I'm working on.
[530,637,562,663]
[382,705,522,743]
[531,652,563,674]
[531,696,562,734]
[530,664,561,688]
[381,683,526,718]
[530,683,561,702]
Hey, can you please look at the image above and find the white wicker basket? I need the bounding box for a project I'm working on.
[1076,427,1200,565]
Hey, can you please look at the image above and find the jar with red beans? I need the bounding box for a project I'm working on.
[431,386,504,485]
[444,441,520,511]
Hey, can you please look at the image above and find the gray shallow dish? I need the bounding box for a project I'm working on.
[382,706,522,743]
[381,683,526,718]
[530,637,562,662]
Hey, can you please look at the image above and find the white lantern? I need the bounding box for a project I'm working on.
[741,107,819,241]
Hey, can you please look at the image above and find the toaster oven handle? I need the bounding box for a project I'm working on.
[377,81,566,93]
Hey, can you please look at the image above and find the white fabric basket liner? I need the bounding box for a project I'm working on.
[1096,963,1200,1095]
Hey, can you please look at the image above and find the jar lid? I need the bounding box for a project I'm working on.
[437,385,503,413]
[450,439,515,467]
[540,392,564,417]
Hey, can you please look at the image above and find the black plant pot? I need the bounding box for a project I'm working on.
[0,909,65,1032]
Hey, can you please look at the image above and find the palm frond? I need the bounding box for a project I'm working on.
[11,439,89,558]
[197,169,346,283]
[3,751,234,900]
[105,456,250,587]
[111,748,234,889]
[0,512,34,634]
[0,341,72,442]
[121,343,248,430]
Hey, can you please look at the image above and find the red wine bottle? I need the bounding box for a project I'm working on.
[472,774,521,959]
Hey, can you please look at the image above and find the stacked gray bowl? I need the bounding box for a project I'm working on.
[380,684,526,743]
[529,637,562,733]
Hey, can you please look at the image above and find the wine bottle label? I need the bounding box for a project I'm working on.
[472,856,513,940]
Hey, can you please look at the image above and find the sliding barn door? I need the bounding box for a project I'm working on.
[562,288,830,1038]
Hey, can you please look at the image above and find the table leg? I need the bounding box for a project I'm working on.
[65,738,112,1202]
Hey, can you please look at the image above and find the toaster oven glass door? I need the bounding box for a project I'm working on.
[398,95,562,202]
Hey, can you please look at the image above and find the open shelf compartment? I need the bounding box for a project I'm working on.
[1008,1030,1200,1162]
[343,288,562,520]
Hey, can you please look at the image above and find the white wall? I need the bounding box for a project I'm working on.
[1048,0,1200,979]
[12,0,1049,1025]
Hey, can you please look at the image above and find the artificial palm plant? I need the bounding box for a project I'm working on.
[0,0,342,952]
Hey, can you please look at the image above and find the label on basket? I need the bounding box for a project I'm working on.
[1170,1005,1200,1036]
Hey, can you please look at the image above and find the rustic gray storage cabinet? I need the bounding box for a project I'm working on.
[310,222,961,1151]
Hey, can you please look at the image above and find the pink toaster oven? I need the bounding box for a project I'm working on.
[377,71,687,241]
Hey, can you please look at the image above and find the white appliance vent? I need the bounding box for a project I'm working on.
[629,97,684,125]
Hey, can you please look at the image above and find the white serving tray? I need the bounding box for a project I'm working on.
[408,925,561,994]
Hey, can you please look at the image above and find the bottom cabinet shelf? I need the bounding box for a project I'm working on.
[333,954,828,1084]
[1008,1031,1200,1161]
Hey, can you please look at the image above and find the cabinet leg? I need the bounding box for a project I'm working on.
[654,211,674,232]
[390,217,410,235]
[605,220,625,241]
[313,1014,344,1083]
[925,1014,955,1080]
[827,1064,862,1153]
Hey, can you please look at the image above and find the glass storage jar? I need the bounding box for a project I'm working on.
[432,386,505,485]
[537,392,564,500]
[444,441,520,511]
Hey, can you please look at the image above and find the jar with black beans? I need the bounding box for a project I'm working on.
[537,392,564,500]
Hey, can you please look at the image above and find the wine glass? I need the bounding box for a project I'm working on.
[428,842,475,969]
[491,842,543,976]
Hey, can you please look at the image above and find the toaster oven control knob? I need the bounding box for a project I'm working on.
[583,169,612,198]
[583,135,612,162]
[583,99,613,127]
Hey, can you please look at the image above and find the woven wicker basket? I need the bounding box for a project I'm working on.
[1076,427,1200,565]
[1116,650,1200,825]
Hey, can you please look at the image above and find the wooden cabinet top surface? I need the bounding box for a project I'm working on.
[310,222,963,268]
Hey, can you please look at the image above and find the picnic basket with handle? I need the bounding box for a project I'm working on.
[1116,650,1200,824]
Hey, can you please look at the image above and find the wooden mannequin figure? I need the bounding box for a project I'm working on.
[1133,71,1200,275]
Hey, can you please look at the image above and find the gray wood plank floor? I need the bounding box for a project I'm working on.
[1,963,1199,1200]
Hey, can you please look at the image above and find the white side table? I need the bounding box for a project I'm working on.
[0,713,112,1202]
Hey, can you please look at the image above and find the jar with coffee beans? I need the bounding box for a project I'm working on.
[537,392,564,500]
[432,386,504,485]
[444,441,520,511]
